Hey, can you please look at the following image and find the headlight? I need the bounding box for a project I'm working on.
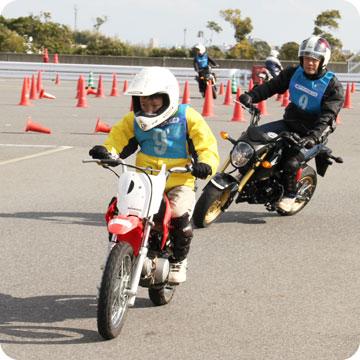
[230,141,254,168]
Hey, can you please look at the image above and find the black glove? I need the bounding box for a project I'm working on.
[191,162,212,179]
[239,93,252,108]
[89,145,111,159]
[303,135,317,149]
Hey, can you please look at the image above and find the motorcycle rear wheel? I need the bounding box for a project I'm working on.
[193,184,232,228]
[148,284,176,306]
[97,242,133,340]
[277,165,317,216]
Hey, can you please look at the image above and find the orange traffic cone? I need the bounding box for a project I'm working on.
[96,75,105,98]
[351,82,355,93]
[43,48,49,63]
[258,98,268,116]
[39,89,56,99]
[24,117,51,134]
[55,73,60,85]
[123,79,128,93]
[19,77,32,106]
[76,76,88,108]
[30,74,38,100]
[231,88,245,122]
[281,90,290,107]
[36,71,43,94]
[94,117,111,133]
[87,87,97,95]
[182,80,190,104]
[248,78,254,91]
[202,83,214,117]
[343,83,352,109]
[110,73,118,96]
[223,80,232,105]
[219,82,224,96]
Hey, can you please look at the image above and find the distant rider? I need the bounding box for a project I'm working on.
[239,36,344,212]
[193,44,218,93]
[265,49,283,78]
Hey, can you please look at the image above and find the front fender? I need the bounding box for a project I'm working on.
[204,172,238,191]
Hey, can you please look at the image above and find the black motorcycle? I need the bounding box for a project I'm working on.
[196,66,217,99]
[193,105,343,228]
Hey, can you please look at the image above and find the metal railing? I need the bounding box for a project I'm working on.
[347,51,360,73]
[0,61,357,90]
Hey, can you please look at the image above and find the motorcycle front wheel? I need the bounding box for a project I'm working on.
[97,242,133,340]
[148,283,176,306]
[277,165,317,216]
[193,184,232,228]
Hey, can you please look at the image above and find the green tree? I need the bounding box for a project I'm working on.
[219,9,252,42]
[252,40,271,60]
[0,24,26,52]
[206,21,222,45]
[313,10,342,50]
[93,16,108,32]
[226,39,255,59]
[207,45,225,59]
[279,41,299,60]
[4,15,74,53]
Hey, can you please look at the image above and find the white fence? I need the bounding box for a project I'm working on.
[0,61,358,90]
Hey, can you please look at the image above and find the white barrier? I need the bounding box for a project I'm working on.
[0,61,357,90]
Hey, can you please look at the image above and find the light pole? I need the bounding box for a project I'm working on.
[183,28,187,48]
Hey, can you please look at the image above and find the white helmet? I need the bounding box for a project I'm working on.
[270,49,279,58]
[298,35,331,69]
[125,67,179,131]
[194,43,206,55]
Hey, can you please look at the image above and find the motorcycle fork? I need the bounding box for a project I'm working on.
[125,218,153,306]
[237,153,268,193]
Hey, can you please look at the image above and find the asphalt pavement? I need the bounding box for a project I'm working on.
[0,76,359,360]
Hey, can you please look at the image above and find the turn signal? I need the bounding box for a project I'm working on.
[261,161,272,168]
[220,131,229,140]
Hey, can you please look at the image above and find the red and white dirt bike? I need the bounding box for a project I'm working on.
[83,158,190,340]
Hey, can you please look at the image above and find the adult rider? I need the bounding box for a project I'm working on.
[239,35,344,212]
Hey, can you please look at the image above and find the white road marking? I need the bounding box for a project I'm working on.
[0,344,16,360]
[0,144,57,148]
[0,145,72,165]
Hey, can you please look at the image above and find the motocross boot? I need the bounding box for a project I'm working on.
[276,174,297,212]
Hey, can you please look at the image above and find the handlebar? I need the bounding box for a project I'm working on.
[82,159,192,175]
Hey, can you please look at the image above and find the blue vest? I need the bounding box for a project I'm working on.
[195,54,209,69]
[134,104,189,159]
[289,66,334,114]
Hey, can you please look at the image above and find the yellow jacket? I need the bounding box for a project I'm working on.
[103,106,219,191]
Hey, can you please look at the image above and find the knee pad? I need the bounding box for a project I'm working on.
[170,213,193,261]
[171,213,193,239]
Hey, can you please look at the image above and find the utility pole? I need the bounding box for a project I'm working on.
[74,5,78,31]
[183,28,187,48]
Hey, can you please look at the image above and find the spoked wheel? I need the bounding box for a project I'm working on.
[193,184,232,228]
[97,242,133,340]
[277,166,317,216]
[148,283,176,306]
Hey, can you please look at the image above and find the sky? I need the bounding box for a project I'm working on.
[1,0,360,52]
